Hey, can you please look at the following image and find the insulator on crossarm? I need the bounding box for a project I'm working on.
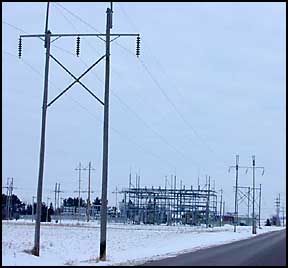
[76,36,80,57]
[18,37,22,59]
[136,35,140,57]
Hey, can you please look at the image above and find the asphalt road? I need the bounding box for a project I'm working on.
[141,229,286,266]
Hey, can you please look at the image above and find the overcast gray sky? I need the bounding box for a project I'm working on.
[2,2,286,219]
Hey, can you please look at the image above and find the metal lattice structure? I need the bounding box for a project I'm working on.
[119,186,218,226]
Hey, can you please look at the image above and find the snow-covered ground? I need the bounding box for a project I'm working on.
[2,219,285,266]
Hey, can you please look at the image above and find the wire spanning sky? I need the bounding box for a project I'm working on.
[2,2,286,219]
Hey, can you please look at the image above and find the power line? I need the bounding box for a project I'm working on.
[52,2,104,57]
[48,4,204,168]
[3,51,177,174]
[116,3,215,153]
[138,57,214,153]
[4,15,215,162]
[53,2,102,34]
[2,20,29,34]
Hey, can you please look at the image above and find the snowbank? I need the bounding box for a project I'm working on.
[2,219,285,266]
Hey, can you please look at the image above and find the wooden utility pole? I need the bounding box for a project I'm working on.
[206,176,211,228]
[32,3,51,256]
[19,2,139,258]
[87,161,95,222]
[282,206,285,226]
[99,6,112,259]
[242,155,264,234]
[219,189,223,227]
[247,186,250,224]
[228,155,256,232]
[54,183,58,221]
[3,178,14,220]
[75,162,85,222]
[32,195,36,222]
[46,197,50,223]
[258,184,262,228]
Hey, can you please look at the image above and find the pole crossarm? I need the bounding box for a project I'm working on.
[228,165,250,171]
[242,166,265,175]
[229,166,264,175]
[20,33,139,38]
[47,54,106,108]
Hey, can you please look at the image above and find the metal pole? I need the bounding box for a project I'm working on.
[234,155,239,232]
[252,155,256,234]
[100,6,112,261]
[87,161,91,222]
[258,184,261,228]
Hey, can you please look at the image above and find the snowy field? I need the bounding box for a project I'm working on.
[2,219,285,266]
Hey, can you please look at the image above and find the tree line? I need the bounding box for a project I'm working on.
[2,194,102,222]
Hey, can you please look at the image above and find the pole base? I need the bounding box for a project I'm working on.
[31,247,39,256]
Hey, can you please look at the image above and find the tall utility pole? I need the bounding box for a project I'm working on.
[258,184,262,228]
[3,178,14,220]
[87,162,91,222]
[99,5,112,260]
[75,163,85,222]
[219,189,223,227]
[241,155,264,234]
[235,155,238,233]
[252,156,256,233]
[5,178,10,220]
[228,155,257,232]
[19,2,139,257]
[87,161,95,222]
[46,197,50,223]
[32,195,36,222]
[115,186,118,210]
[251,156,264,234]
[229,155,239,232]
[247,187,250,224]
[54,183,58,221]
[74,163,94,222]
[173,174,176,225]
[282,206,285,227]
[99,3,140,254]
[57,183,63,222]
[31,2,51,257]
[57,183,61,215]
[275,194,281,226]
[206,176,210,228]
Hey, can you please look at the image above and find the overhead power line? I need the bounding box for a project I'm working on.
[49,3,203,169]
[3,50,177,175]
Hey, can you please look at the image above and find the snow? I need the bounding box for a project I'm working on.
[2,219,285,266]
